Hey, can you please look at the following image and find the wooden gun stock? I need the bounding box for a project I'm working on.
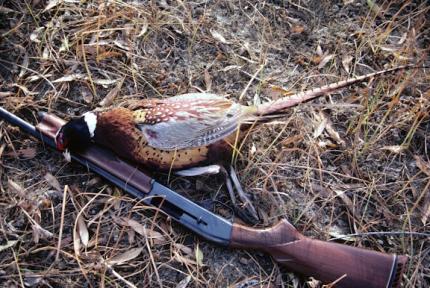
[230,220,406,288]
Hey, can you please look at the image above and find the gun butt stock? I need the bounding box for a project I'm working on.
[230,219,406,288]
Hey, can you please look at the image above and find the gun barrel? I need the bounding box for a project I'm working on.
[0,107,52,144]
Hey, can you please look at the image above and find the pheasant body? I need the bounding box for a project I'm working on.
[93,94,244,170]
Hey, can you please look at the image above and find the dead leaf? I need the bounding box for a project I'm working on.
[281,134,304,147]
[113,40,130,51]
[8,179,26,197]
[318,140,336,149]
[310,183,332,198]
[32,223,53,243]
[381,145,406,154]
[52,74,85,83]
[0,144,4,160]
[87,177,102,187]
[107,247,143,266]
[421,193,430,225]
[18,147,37,159]
[81,87,93,104]
[210,29,228,44]
[43,0,62,12]
[12,84,38,95]
[311,55,322,65]
[44,172,61,191]
[0,240,18,252]
[59,37,69,52]
[195,244,203,266]
[79,44,100,57]
[175,275,192,288]
[137,18,149,37]
[27,74,53,82]
[328,226,356,241]
[122,218,144,234]
[127,229,136,244]
[52,73,117,88]
[221,65,241,72]
[318,54,335,69]
[239,257,250,265]
[264,85,294,101]
[313,113,328,138]
[73,230,81,256]
[367,0,381,15]
[92,78,118,87]
[232,278,259,288]
[242,41,256,59]
[258,208,269,226]
[42,47,50,59]
[0,6,15,13]
[19,52,29,78]
[398,33,407,45]
[0,91,14,97]
[204,69,212,91]
[174,243,193,257]
[291,25,305,34]
[122,218,166,244]
[316,44,323,57]
[342,55,353,73]
[173,251,198,266]
[333,189,355,216]
[30,27,44,43]
[5,147,37,159]
[379,45,400,52]
[414,155,430,177]
[324,121,345,146]
[77,215,89,247]
[123,23,134,38]
[24,271,43,287]
[96,50,123,62]
[250,143,256,155]
[99,78,124,107]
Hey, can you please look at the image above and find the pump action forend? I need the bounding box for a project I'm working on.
[0,107,406,288]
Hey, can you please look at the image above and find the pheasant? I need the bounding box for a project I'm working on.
[55,65,415,222]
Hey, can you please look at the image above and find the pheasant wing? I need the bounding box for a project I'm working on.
[133,93,245,150]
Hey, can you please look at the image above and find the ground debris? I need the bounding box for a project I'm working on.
[0,0,428,287]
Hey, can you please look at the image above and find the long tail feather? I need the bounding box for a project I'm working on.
[255,65,420,116]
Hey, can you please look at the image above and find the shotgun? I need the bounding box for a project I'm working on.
[0,107,406,288]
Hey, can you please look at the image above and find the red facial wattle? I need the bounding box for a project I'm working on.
[55,131,67,151]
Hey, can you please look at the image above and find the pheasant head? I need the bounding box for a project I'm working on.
[55,112,97,151]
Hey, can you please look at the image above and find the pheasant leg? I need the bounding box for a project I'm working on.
[175,165,222,177]
[228,165,259,222]
[176,164,259,223]
[175,165,236,204]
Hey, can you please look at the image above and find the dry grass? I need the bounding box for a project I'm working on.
[0,0,429,287]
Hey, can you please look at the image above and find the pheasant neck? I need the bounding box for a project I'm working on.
[83,112,97,138]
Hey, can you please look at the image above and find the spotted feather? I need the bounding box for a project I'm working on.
[131,93,250,150]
